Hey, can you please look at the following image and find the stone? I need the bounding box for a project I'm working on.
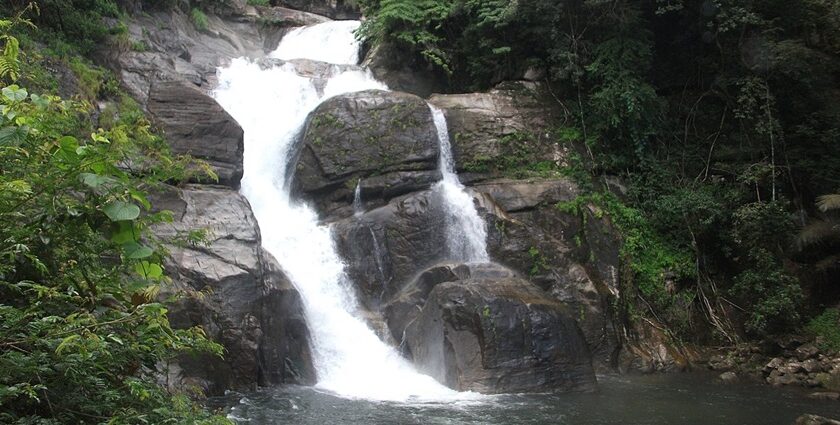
[147,79,244,187]
[151,185,314,395]
[798,344,822,361]
[808,392,840,401]
[719,371,738,383]
[292,90,440,218]
[795,415,840,425]
[805,358,825,373]
[765,357,785,373]
[404,276,596,394]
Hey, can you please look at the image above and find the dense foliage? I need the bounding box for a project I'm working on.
[360,0,840,340]
[0,10,230,424]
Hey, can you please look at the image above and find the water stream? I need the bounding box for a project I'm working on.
[430,105,490,262]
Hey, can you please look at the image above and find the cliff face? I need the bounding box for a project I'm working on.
[101,0,685,396]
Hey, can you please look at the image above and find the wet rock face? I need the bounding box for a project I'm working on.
[292,90,440,219]
[147,80,244,187]
[332,190,447,309]
[403,276,597,393]
[151,186,314,395]
[428,81,569,178]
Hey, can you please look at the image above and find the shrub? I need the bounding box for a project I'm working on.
[191,8,209,31]
[807,308,840,352]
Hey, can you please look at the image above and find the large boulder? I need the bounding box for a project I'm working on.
[292,90,440,219]
[404,276,597,393]
[471,179,623,372]
[429,81,571,178]
[151,185,314,396]
[332,190,447,309]
[147,79,244,187]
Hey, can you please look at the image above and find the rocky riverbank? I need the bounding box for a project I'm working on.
[705,337,840,403]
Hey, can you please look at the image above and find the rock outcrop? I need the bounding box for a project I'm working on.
[474,179,624,371]
[403,271,597,393]
[151,185,314,395]
[147,80,244,186]
[429,81,570,179]
[293,90,441,218]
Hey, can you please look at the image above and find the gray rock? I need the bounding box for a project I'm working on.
[293,90,440,219]
[147,80,244,187]
[151,185,314,395]
[428,81,568,177]
[333,190,447,308]
[404,276,597,394]
[795,414,840,425]
[473,179,623,372]
[808,392,840,401]
[719,371,738,383]
[798,344,822,361]
[362,42,447,97]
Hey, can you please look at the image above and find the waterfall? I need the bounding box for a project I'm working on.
[213,21,464,401]
[353,179,363,217]
[430,105,490,262]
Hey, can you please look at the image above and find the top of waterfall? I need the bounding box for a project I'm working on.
[271,20,364,66]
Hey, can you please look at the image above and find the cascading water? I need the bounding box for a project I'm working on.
[352,180,363,217]
[213,20,465,401]
[430,106,490,262]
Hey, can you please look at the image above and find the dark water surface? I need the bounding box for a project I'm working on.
[214,373,840,424]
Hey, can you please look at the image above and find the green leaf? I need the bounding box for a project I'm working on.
[2,85,27,102]
[79,173,110,189]
[30,93,50,109]
[0,125,28,145]
[123,241,153,259]
[59,136,79,153]
[111,221,136,244]
[55,334,80,355]
[130,189,151,210]
[103,201,140,222]
[135,261,163,279]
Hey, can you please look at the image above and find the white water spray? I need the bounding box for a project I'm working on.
[213,21,470,402]
[430,106,489,262]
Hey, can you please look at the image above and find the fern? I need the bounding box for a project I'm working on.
[817,194,840,213]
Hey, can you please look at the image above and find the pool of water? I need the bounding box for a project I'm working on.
[214,373,840,424]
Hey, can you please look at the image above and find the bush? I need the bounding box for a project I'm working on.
[247,0,270,5]
[191,8,209,31]
[807,308,840,352]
